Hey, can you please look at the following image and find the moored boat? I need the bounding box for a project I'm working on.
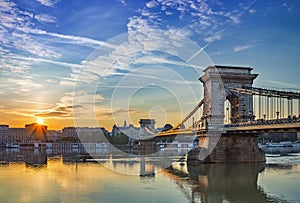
[5,143,20,148]
[266,141,293,147]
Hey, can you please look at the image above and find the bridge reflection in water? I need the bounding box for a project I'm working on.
[162,162,287,203]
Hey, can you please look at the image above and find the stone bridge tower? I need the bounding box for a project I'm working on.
[199,66,258,127]
[189,66,264,163]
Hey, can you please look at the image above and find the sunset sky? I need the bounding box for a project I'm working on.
[0,0,299,130]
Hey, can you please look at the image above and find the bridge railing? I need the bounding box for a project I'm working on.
[224,117,300,128]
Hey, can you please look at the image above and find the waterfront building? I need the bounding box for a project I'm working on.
[0,123,48,145]
[47,130,62,142]
[62,127,109,143]
[25,123,48,142]
[111,121,142,140]
[62,127,77,138]
[112,119,165,139]
[0,125,12,145]
[0,124,109,146]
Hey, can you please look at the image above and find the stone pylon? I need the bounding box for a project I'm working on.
[199,65,258,126]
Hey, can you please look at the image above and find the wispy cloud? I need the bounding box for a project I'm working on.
[204,32,222,43]
[7,78,43,94]
[35,111,68,117]
[233,43,262,52]
[18,27,116,49]
[263,80,298,88]
[5,54,82,69]
[34,14,56,23]
[129,0,259,44]
[249,9,256,14]
[36,0,57,7]
[0,0,60,58]
[0,0,112,63]
[103,108,138,116]
[35,105,84,118]
[73,28,204,85]
[0,57,31,74]
[13,99,54,107]
[146,1,159,8]
[234,45,254,52]
[118,0,127,6]
[282,0,296,13]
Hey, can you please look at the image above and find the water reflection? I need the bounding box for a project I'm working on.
[0,149,299,203]
[162,163,271,203]
[0,149,177,175]
[0,150,189,203]
[162,155,300,203]
[0,149,47,167]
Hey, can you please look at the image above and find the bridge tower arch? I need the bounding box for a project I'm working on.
[199,66,258,127]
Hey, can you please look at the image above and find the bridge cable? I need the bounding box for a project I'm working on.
[282,97,285,118]
[271,96,274,119]
[258,93,261,119]
[266,96,269,120]
[253,94,256,120]
[173,99,205,130]
[279,97,281,119]
[291,99,294,116]
[276,97,278,119]
[288,98,290,117]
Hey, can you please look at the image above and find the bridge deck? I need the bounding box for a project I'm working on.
[156,122,300,137]
[225,122,300,132]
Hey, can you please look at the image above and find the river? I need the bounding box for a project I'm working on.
[0,148,299,203]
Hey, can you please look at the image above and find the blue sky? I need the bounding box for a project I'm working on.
[0,0,299,129]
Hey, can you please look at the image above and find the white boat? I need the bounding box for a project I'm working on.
[292,143,300,147]
[258,143,266,148]
[267,143,284,147]
[267,141,293,147]
[6,143,20,148]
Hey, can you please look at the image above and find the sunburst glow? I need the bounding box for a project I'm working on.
[37,117,44,125]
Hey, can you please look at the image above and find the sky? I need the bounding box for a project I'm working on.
[0,0,299,130]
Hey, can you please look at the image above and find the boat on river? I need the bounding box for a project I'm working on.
[266,141,294,147]
[5,143,20,148]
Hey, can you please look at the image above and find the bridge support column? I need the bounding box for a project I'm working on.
[187,133,265,163]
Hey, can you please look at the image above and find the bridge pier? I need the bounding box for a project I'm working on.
[188,133,266,164]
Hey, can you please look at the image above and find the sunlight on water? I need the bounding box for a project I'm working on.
[0,151,299,203]
[0,155,187,203]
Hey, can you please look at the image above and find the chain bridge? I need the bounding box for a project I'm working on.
[141,65,300,163]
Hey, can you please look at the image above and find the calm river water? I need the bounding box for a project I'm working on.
[0,148,299,203]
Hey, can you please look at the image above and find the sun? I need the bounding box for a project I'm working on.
[37,117,44,125]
